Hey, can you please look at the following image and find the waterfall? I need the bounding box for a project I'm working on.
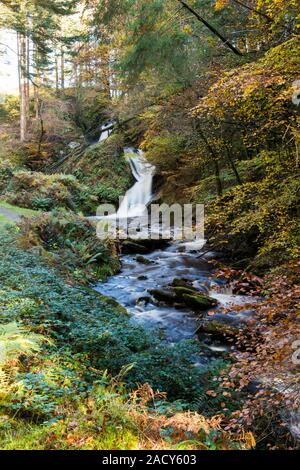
[96,125,155,217]
[98,121,114,142]
[117,148,155,218]
[88,147,155,229]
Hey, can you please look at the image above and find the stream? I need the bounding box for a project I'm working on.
[91,137,299,441]
[95,241,254,344]
[94,144,256,347]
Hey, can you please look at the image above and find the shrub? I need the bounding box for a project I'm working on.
[1,170,96,214]
[74,88,111,142]
[17,210,120,282]
[72,134,133,207]
[206,151,300,272]
[0,95,20,121]
[142,132,186,172]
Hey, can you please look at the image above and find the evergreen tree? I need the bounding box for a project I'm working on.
[0,0,78,141]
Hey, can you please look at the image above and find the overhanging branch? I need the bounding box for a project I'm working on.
[178,0,243,56]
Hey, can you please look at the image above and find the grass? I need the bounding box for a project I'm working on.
[0,201,39,217]
[0,214,13,226]
[0,202,39,226]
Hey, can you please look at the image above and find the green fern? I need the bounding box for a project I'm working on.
[0,322,46,364]
[0,322,48,394]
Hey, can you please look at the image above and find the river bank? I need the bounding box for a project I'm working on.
[0,191,298,449]
[0,220,258,450]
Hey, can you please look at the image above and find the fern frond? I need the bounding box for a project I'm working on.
[0,322,49,365]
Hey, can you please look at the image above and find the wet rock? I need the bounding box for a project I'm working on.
[200,342,231,358]
[197,311,258,345]
[148,283,217,312]
[148,289,176,304]
[136,255,154,265]
[181,293,218,311]
[136,296,151,305]
[198,318,239,338]
[173,286,199,299]
[207,312,247,327]
[141,239,170,251]
[171,278,195,289]
[121,238,169,254]
[121,240,149,254]
[246,380,261,394]
[137,275,148,281]
[172,278,208,295]
[93,293,129,316]
[152,173,165,193]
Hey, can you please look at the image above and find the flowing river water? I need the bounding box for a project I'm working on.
[94,147,255,346]
[89,138,298,439]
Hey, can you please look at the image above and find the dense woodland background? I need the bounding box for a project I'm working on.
[0,0,299,450]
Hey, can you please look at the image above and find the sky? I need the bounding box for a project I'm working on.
[0,30,19,95]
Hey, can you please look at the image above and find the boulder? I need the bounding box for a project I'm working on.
[149,286,218,312]
[173,286,199,299]
[136,295,151,305]
[171,278,209,295]
[198,318,239,338]
[197,312,257,344]
[181,293,217,311]
[136,255,154,265]
[171,278,195,289]
[121,238,169,254]
[148,289,176,304]
[121,240,149,254]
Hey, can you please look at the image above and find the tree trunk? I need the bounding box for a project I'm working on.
[214,159,223,197]
[19,34,27,142]
[34,84,39,120]
[25,34,30,116]
[225,146,242,185]
[195,123,223,196]
[17,32,21,96]
[61,46,65,94]
[55,53,59,93]
[37,102,45,155]
[33,45,40,119]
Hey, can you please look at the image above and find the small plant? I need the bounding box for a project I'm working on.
[17,210,121,282]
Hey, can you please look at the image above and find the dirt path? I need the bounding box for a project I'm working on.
[0,205,21,222]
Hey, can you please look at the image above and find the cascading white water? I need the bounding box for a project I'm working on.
[117,148,155,218]
[98,121,114,142]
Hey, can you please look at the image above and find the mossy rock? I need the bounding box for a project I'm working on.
[122,240,149,254]
[100,295,129,316]
[148,289,176,304]
[171,278,195,289]
[198,319,239,339]
[181,293,217,311]
[173,286,198,299]
[136,255,153,265]
[148,287,217,311]
[197,311,256,343]
[78,286,129,316]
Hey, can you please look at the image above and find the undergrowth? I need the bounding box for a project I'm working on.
[0,225,255,449]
